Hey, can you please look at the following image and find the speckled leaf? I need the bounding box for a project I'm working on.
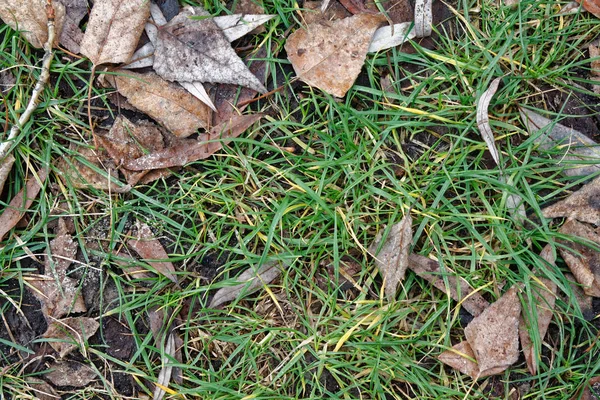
[43,317,100,358]
[44,361,96,387]
[0,0,65,48]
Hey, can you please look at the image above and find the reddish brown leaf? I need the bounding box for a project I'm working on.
[558,219,600,297]
[578,0,600,18]
[571,376,600,400]
[43,317,100,358]
[128,221,178,284]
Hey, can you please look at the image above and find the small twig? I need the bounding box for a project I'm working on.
[0,1,56,170]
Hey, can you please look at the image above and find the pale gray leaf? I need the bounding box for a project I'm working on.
[368,22,415,53]
[476,77,502,166]
[213,14,276,42]
[44,361,96,387]
[179,81,217,111]
[414,0,432,37]
[153,332,176,400]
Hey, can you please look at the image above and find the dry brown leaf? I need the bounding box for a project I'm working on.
[209,261,283,308]
[28,218,86,320]
[464,286,521,377]
[542,175,600,225]
[43,317,100,358]
[26,378,59,400]
[0,168,46,241]
[154,7,267,93]
[0,0,65,48]
[125,114,263,171]
[408,254,490,316]
[578,0,600,17]
[56,0,87,53]
[572,376,600,400]
[285,14,384,97]
[438,341,482,378]
[80,0,150,65]
[0,154,15,197]
[476,77,502,166]
[44,361,96,387]
[128,221,178,285]
[104,70,211,137]
[558,219,600,297]
[369,214,413,301]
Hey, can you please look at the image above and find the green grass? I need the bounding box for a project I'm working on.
[1,0,600,398]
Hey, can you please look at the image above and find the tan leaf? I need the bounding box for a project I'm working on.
[104,70,211,137]
[56,0,87,53]
[44,361,96,387]
[369,214,413,301]
[464,286,521,376]
[438,341,481,378]
[0,0,65,48]
[302,1,351,24]
[127,221,178,284]
[0,168,46,241]
[125,114,263,171]
[558,219,600,297]
[80,0,150,65]
[43,317,100,358]
[285,14,384,97]
[542,175,600,225]
[476,77,502,166]
[209,261,283,308]
[407,254,490,316]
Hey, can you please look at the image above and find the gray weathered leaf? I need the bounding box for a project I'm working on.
[368,22,415,53]
[542,175,600,225]
[154,332,176,400]
[56,0,87,53]
[44,361,96,387]
[476,77,502,166]
[214,14,276,42]
[414,0,432,37]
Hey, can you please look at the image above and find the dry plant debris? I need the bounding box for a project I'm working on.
[43,317,100,358]
[0,0,65,48]
[542,175,600,225]
[44,361,96,387]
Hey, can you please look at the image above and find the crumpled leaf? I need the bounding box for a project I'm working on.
[558,219,600,297]
[128,221,178,285]
[56,0,87,53]
[0,168,47,241]
[520,107,600,178]
[104,70,211,137]
[542,175,600,225]
[285,14,384,97]
[0,0,66,48]
[28,218,86,320]
[80,0,150,65]
[43,317,100,358]
[368,22,415,53]
[438,341,481,378]
[154,7,267,93]
[368,213,413,301]
[209,261,283,308]
[408,254,490,316]
[477,77,502,166]
[125,114,263,171]
[44,361,96,387]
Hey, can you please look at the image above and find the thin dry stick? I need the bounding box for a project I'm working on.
[0,1,56,170]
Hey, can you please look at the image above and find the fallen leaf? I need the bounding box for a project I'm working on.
[408,254,490,316]
[214,14,276,42]
[438,341,482,378]
[26,378,59,400]
[104,70,211,137]
[209,261,283,308]
[56,0,87,53]
[578,0,600,18]
[0,168,46,241]
[0,0,66,48]
[285,14,384,97]
[154,331,176,400]
[369,213,413,301]
[80,0,150,65]
[590,44,600,95]
[125,114,263,171]
[572,376,600,400]
[520,108,600,178]
[127,221,178,285]
[154,7,267,92]
[477,77,502,166]
[414,0,432,37]
[564,273,595,320]
[44,361,96,387]
[0,154,15,196]
[558,219,600,297]
[464,286,521,377]
[43,317,100,358]
[542,175,600,225]
[368,22,415,53]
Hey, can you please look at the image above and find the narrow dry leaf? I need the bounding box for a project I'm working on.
[209,261,283,308]
[520,108,600,178]
[128,221,178,285]
[179,81,217,112]
[154,331,176,400]
[414,0,432,37]
[43,317,100,358]
[80,0,150,65]
[564,273,595,320]
[104,70,211,137]
[438,341,481,378]
[0,0,66,48]
[147,307,183,384]
[368,22,415,53]
[56,0,87,53]
[44,361,96,387]
[285,14,384,97]
[368,213,413,302]
[408,254,490,316]
[542,175,600,225]
[476,77,502,166]
[214,14,276,42]
[0,168,46,241]
[154,7,267,92]
[464,286,521,377]
[125,114,263,171]
[558,219,600,297]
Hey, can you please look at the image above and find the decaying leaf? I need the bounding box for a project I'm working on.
[0,168,47,241]
[43,317,100,358]
[28,218,86,320]
[476,77,502,166]
[407,254,490,316]
[0,154,15,195]
[578,0,600,18]
[0,0,66,48]
[558,219,600,297]
[44,361,96,387]
[209,261,283,308]
[285,14,384,97]
[154,331,176,400]
[414,0,432,37]
[56,0,88,53]
[572,376,600,400]
[369,213,413,301]
[520,108,600,178]
[26,378,59,400]
[125,114,263,171]
[368,22,415,53]
[438,341,481,378]
[127,221,178,285]
[154,7,267,93]
[214,14,276,42]
[542,175,600,225]
[80,0,150,65]
[104,70,211,137]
